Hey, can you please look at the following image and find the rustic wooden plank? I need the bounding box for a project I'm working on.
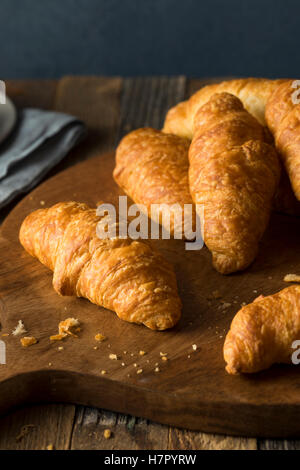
[71,408,169,450]
[0,404,75,450]
[116,76,187,141]
[54,76,122,168]
[168,429,257,450]
[258,439,300,450]
[6,79,57,110]
[187,76,236,98]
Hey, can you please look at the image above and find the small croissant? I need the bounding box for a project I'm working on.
[189,92,280,274]
[114,128,193,235]
[265,79,300,200]
[224,285,300,374]
[19,201,182,330]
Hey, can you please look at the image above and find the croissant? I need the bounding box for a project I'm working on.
[163,78,287,139]
[19,201,182,330]
[189,92,280,274]
[114,128,193,235]
[265,80,300,200]
[224,285,300,374]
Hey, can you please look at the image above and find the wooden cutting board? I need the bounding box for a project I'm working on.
[1,150,300,438]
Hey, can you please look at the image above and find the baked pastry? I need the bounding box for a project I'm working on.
[114,128,193,236]
[19,201,182,330]
[163,78,287,139]
[265,80,300,200]
[189,92,281,274]
[224,285,300,374]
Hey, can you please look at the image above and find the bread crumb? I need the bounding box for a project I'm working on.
[139,350,146,356]
[192,344,197,351]
[59,318,80,337]
[109,353,118,360]
[101,370,107,375]
[94,346,98,350]
[123,351,127,354]
[20,336,37,347]
[161,356,168,362]
[58,346,64,351]
[50,318,80,342]
[154,367,160,372]
[187,355,191,358]
[50,334,65,342]
[160,352,167,356]
[95,333,106,342]
[133,363,137,367]
[121,362,125,366]
[137,369,143,374]
[103,429,112,439]
[12,320,27,336]
[47,444,54,450]
[284,274,300,283]
[2,333,9,337]
[48,363,52,366]
[220,302,231,309]
[40,200,45,206]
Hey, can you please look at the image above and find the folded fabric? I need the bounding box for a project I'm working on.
[0,108,86,209]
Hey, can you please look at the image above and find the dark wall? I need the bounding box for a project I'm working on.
[1,0,299,78]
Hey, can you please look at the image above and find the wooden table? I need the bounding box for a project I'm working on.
[0,76,298,450]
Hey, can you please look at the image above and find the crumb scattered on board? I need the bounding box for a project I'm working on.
[109,353,118,360]
[103,429,112,439]
[50,317,80,341]
[95,333,106,342]
[12,320,27,336]
[284,273,300,283]
[47,444,54,450]
[20,336,38,347]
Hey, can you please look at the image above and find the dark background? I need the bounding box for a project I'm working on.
[1,0,299,79]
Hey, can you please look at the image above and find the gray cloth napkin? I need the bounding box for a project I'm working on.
[0,108,86,209]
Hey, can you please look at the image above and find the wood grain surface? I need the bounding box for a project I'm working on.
[0,77,299,449]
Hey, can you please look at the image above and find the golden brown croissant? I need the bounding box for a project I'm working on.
[265,80,300,200]
[19,201,181,330]
[113,128,193,235]
[189,92,280,274]
[163,78,287,139]
[224,285,300,374]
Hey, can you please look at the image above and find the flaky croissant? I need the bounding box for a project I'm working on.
[113,128,193,235]
[189,92,280,274]
[163,78,286,139]
[265,80,300,200]
[19,201,181,330]
[224,285,300,374]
